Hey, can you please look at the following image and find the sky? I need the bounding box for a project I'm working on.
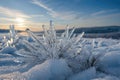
[0,0,120,31]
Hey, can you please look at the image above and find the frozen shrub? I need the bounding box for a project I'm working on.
[23,21,84,62]
[67,39,106,73]
[7,25,19,47]
[0,25,19,53]
[0,25,19,48]
[81,39,106,69]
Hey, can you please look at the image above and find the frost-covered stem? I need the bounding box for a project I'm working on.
[42,25,48,36]
[65,25,69,39]
[68,27,75,40]
[25,28,48,52]
[49,20,56,40]
[50,20,53,29]
[92,39,95,49]
[22,40,44,58]
[74,32,84,44]
[8,25,17,47]
[97,40,102,47]
[9,25,16,39]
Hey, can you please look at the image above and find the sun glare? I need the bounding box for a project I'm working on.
[15,18,25,26]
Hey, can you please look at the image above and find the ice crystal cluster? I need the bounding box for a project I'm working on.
[10,20,85,68]
[24,20,84,59]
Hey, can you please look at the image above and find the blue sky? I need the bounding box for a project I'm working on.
[0,0,120,30]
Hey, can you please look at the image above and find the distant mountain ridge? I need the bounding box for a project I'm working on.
[56,26,120,39]
[0,29,23,33]
[56,26,120,33]
[75,26,120,33]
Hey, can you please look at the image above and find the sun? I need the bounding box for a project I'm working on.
[15,18,25,26]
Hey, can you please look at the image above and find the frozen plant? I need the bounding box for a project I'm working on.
[66,39,105,73]
[7,25,19,47]
[21,20,84,63]
[78,39,105,70]
[0,25,20,53]
[1,25,19,48]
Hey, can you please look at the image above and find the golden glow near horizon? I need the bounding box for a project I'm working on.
[0,24,65,32]
[0,20,65,32]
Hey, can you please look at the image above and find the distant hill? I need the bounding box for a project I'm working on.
[0,29,23,33]
[0,29,9,33]
[56,26,120,39]
[56,26,120,33]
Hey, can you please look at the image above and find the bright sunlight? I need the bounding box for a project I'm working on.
[15,18,25,26]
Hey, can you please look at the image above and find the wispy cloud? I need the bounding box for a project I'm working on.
[31,0,81,20]
[48,11,81,20]
[1,18,15,22]
[0,6,31,18]
[30,14,44,17]
[91,9,118,16]
[73,12,120,27]
[31,0,56,14]
[0,6,33,25]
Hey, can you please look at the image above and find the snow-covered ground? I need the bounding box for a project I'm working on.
[0,24,120,80]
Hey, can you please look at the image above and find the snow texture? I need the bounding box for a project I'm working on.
[24,59,72,80]
[0,21,120,80]
[69,67,96,80]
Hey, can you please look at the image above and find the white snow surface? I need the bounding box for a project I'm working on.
[0,24,120,80]
[24,59,72,80]
[0,37,120,80]
[69,67,96,80]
